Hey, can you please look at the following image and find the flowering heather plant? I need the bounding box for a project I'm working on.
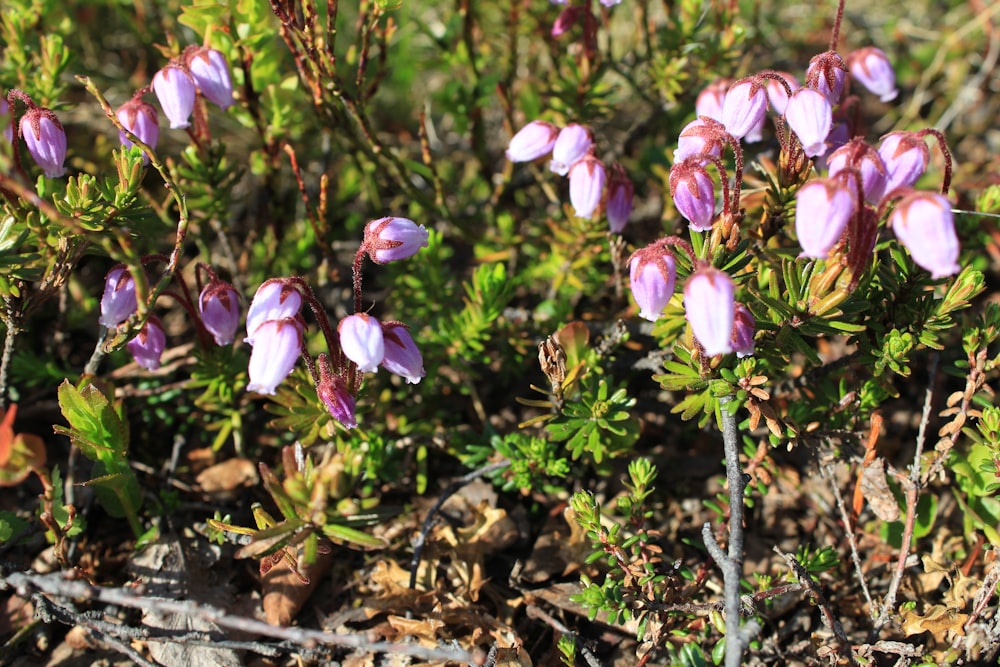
[0,0,997,665]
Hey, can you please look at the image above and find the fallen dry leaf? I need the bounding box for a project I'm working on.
[195,457,258,497]
[859,458,901,522]
[262,544,334,626]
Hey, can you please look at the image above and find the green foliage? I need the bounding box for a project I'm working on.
[547,375,639,466]
[461,431,569,493]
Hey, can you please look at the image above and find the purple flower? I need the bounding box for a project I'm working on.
[339,314,385,373]
[675,118,725,164]
[381,324,425,384]
[363,216,429,263]
[152,64,197,129]
[890,191,960,279]
[185,46,235,110]
[551,5,585,37]
[878,132,929,195]
[19,107,66,178]
[317,357,357,428]
[127,316,167,371]
[720,78,768,140]
[669,159,716,231]
[806,51,847,105]
[247,318,304,394]
[826,139,888,203]
[731,303,755,358]
[1,98,12,143]
[568,154,606,219]
[795,178,857,259]
[794,177,856,259]
[765,71,799,115]
[847,47,898,102]
[684,268,736,357]
[99,266,138,329]
[199,279,241,346]
[628,246,676,322]
[506,120,559,162]
[605,164,634,233]
[245,280,302,343]
[550,123,593,176]
[784,88,832,158]
[599,0,621,6]
[116,96,159,164]
[696,79,730,121]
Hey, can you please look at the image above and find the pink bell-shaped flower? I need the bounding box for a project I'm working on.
[316,355,357,429]
[116,96,159,164]
[550,123,593,176]
[506,120,559,162]
[731,303,755,358]
[878,132,929,195]
[806,51,848,105]
[826,138,889,203]
[890,191,960,279]
[720,78,768,141]
[675,118,726,164]
[184,46,234,110]
[847,47,898,103]
[199,278,241,346]
[765,71,799,115]
[568,154,606,219]
[696,79,730,121]
[245,280,302,344]
[363,216,429,263]
[381,324,425,384]
[784,88,833,158]
[127,316,167,371]
[794,177,856,259]
[605,164,634,233]
[152,64,197,129]
[628,246,677,322]
[247,318,304,394]
[669,159,716,232]
[99,266,138,329]
[19,106,66,178]
[684,268,736,356]
[339,314,385,373]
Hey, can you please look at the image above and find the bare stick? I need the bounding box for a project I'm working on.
[821,463,875,619]
[702,398,760,667]
[526,604,602,667]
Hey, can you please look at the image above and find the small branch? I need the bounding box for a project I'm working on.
[821,463,875,620]
[526,604,602,667]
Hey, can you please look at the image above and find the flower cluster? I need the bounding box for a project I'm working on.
[244,217,429,429]
[3,90,68,178]
[506,120,634,232]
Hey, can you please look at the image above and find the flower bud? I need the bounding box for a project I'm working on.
[506,120,559,162]
[847,47,898,102]
[247,318,304,394]
[381,324,425,384]
[116,96,159,164]
[731,303,755,358]
[794,177,855,259]
[696,79,730,121]
[185,46,235,110]
[675,118,725,164]
[605,164,634,233]
[245,280,302,344]
[338,314,385,373]
[684,268,736,357]
[99,266,138,329]
[152,64,197,129]
[551,5,585,37]
[317,357,357,428]
[550,123,593,176]
[878,132,929,195]
[628,246,676,322]
[890,191,960,279]
[720,78,768,140]
[784,87,832,158]
[826,138,888,203]
[127,316,167,371]
[363,216,429,264]
[568,154,606,220]
[806,51,847,104]
[19,107,66,178]
[669,160,716,232]
[765,71,799,115]
[199,279,241,346]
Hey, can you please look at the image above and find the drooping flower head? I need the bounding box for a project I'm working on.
[684,267,736,357]
[245,279,303,344]
[675,118,726,164]
[381,323,425,384]
[605,163,634,234]
[826,138,888,204]
[695,78,730,122]
[100,266,138,329]
[247,318,304,395]
[731,303,756,358]
[184,46,235,110]
[152,64,197,130]
[338,313,385,373]
[628,244,677,322]
[784,87,833,158]
[794,177,856,259]
[878,131,929,195]
[316,355,357,429]
[199,278,241,346]
[19,106,67,178]
[127,316,167,371]
[765,71,799,115]
[847,47,898,103]
[363,217,429,264]
[720,77,768,141]
[669,159,717,232]
[550,123,593,176]
[568,153,606,219]
[506,120,559,162]
[551,5,585,37]
[116,95,159,164]
[889,191,960,279]
[806,51,848,105]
